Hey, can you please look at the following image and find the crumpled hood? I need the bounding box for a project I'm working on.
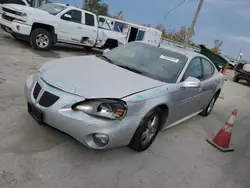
[39,56,165,98]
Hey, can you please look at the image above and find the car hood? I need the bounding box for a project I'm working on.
[39,56,165,98]
[2,4,51,15]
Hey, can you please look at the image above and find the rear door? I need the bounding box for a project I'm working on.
[58,9,84,44]
[80,12,98,46]
[199,58,217,109]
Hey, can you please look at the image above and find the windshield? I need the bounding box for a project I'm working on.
[38,3,67,15]
[104,42,187,83]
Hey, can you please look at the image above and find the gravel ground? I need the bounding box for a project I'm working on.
[0,30,250,188]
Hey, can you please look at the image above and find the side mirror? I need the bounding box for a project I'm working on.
[181,77,200,88]
[63,14,72,19]
[103,48,110,54]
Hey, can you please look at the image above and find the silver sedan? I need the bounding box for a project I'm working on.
[24,42,224,151]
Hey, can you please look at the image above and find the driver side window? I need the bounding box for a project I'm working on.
[61,10,82,24]
[182,57,202,81]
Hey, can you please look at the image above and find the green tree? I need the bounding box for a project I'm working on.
[83,0,109,16]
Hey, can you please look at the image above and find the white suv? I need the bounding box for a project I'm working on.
[0,3,126,50]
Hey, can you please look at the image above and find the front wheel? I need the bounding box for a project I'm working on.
[200,94,218,117]
[128,108,163,152]
[11,33,19,40]
[30,28,52,51]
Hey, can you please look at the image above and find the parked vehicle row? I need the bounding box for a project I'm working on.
[0,2,162,51]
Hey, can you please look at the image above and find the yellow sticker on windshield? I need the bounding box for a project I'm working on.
[159,55,179,63]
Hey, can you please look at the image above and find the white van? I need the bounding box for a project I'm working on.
[125,23,162,46]
[98,15,162,47]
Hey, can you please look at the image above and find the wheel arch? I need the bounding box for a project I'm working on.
[31,23,56,43]
[103,38,118,49]
[144,103,169,130]
[156,104,169,130]
[215,88,221,98]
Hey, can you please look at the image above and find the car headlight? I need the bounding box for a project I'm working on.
[72,99,127,120]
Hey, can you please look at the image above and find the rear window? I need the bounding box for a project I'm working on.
[85,13,95,26]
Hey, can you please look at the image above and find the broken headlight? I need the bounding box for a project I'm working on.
[72,99,127,120]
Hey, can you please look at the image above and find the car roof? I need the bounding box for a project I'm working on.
[159,43,210,60]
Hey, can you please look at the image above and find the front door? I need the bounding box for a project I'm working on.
[166,57,203,126]
[58,9,84,44]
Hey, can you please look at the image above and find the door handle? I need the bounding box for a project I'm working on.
[77,26,82,29]
[92,29,97,32]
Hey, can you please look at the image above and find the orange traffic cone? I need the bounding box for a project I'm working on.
[206,109,238,152]
[222,64,229,75]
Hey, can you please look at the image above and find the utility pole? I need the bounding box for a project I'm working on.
[184,0,204,48]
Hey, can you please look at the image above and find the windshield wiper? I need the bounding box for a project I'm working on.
[97,55,114,64]
[116,65,143,75]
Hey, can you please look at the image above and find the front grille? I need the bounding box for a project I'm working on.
[2,14,14,22]
[2,7,18,15]
[33,83,41,99]
[39,91,59,107]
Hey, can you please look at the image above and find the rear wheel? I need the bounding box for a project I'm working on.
[84,46,93,51]
[30,28,52,51]
[233,74,240,82]
[200,93,218,117]
[129,108,163,152]
[11,33,19,40]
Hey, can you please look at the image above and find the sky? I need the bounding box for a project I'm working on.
[50,0,250,60]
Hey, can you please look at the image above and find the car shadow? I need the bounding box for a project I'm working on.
[52,43,102,56]
[3,34,102,58]
[237,81,250,87]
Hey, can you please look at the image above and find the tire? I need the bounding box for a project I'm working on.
[233,75,240,82]
[84,46,93,50]
[200,93,218,117]
[129,108,163,152]
[11,33,19,40]
[29,28,52,51]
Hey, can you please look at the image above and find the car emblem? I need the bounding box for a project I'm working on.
[3,12,6,15]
